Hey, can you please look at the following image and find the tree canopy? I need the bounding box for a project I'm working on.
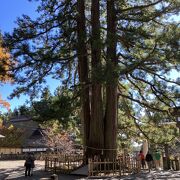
[4,0,179,109]
[3,0,180,159]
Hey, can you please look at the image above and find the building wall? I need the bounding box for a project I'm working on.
[0,147,22,154]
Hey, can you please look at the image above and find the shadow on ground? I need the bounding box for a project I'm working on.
[2,168,86,180]
[0,166,52,180]
[1,167,180,180]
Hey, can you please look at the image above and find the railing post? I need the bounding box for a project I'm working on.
[88,158,91,177]
[51,174,58,180]
[119,158,121,176]
[175,157,180,171]
[54,158,57,173]
[45,157,47,172]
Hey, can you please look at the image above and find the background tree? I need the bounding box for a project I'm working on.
[0,35,12,110]
[32,86,80,127]
[41,121,77,154]
[0,124,24,147]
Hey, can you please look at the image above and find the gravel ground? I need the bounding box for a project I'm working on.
[0,160,44,169]
[0,160,46,179]
[0,160,180,180]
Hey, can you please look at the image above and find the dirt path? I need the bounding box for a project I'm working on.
[0,160,47,179]
[1,160,180,179]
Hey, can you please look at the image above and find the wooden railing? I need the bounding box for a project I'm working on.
[88,155,141,177]
[45,154,84,173]
[170,157,180,171]
[163,156,180,171]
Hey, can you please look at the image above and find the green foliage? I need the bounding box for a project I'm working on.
[117,98,179,151]
[32,87,80,128]
[140,111,179,145]
[0,125,24,147]
[3,0,179,111]
[2,0,180,153]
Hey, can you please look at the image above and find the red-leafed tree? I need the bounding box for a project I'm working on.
[39,120,77,154]
[0,35,12,110]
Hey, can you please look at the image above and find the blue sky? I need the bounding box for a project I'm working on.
[0,0,60,112]
[0,1,179,112]
[0,0,38,33]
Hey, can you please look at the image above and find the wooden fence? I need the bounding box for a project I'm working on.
[45,154,84,173]
[170,159,180,171]
[88,155,141,177]
[162,156,180,171]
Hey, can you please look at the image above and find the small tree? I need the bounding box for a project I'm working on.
[41,122,76,154]
[0,124,25,147]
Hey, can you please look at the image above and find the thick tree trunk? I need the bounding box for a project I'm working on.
[77,0,91,161]
[105,85,118,159]
[104,0,118,160]
[89,0,104,157]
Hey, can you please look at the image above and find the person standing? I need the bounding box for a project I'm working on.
[145,151,153,172]
[154,150,161,170]
[24,153,32,176]
[30,153,35,176]
[138,150,146,169]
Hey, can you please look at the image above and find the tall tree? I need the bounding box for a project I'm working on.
[76,0,91,157]
[104,0,118,159]
[89,0,104,156]
[3,0,180,160]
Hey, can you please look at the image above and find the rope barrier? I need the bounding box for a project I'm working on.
[74,144,119,151]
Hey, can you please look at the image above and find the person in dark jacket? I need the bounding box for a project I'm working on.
[30,153,35,176]
[24,153,33,176]
[145,151,153,172]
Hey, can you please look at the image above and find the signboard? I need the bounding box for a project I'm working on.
[22,148,47,152]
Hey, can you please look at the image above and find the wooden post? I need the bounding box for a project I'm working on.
[50,158,53,171]
[119,158,121,176]
[45,157,47,172]
[51,174,58,180]
[104,158,107,175]
[54,158,57,173]
[163,145,171,170]
[175,157,180,171]
[99,158,101,176]
[112,159,115,175]
[114,159,117,176]
[163,156,171,170]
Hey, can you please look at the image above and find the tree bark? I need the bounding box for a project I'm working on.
[89,0,104,157]
[77,0,91,161]
[104,0,118,160]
